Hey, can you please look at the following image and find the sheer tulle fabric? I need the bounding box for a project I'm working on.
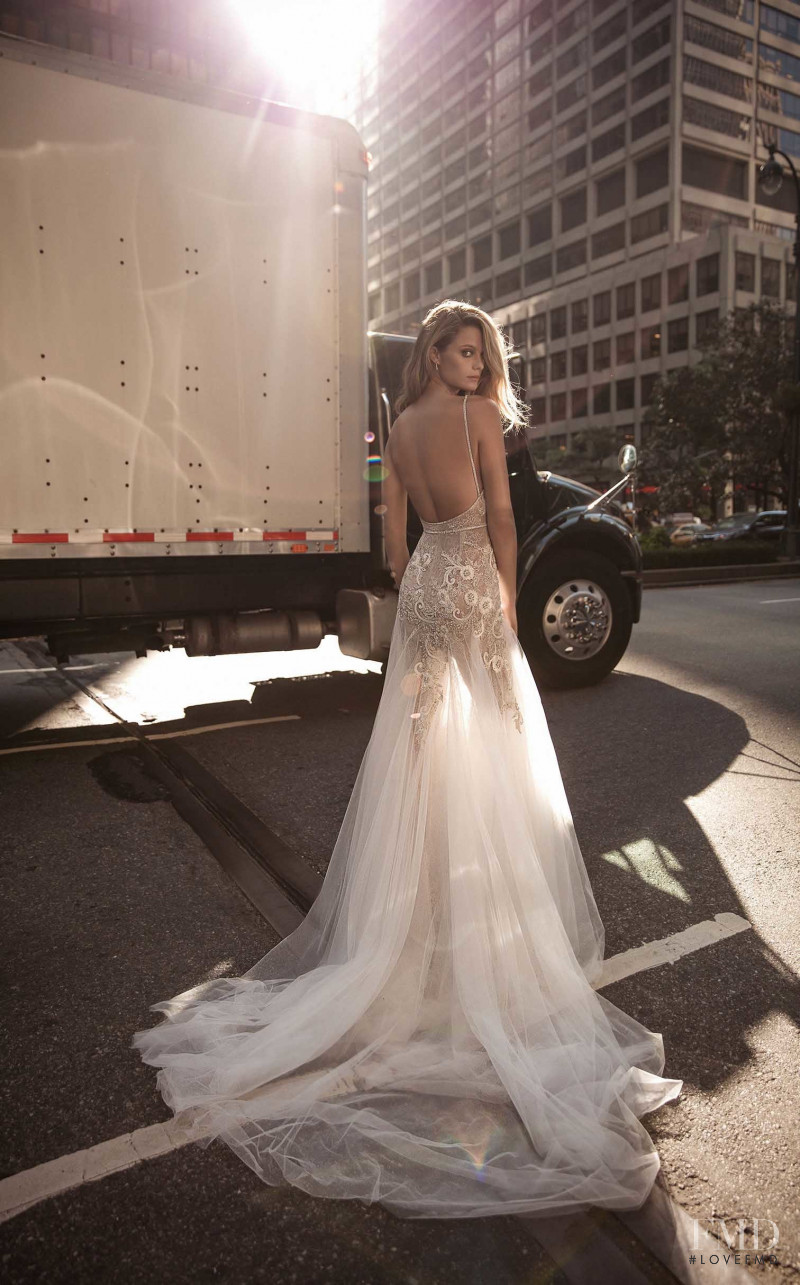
[133,487,682,1219]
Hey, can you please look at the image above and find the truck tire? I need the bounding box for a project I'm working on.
[517,550,632,689]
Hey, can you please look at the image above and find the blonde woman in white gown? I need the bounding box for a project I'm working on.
[133,300,682,1219]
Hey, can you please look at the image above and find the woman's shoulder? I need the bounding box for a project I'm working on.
[466,394,504,428]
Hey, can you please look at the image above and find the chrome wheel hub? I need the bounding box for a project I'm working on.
[543,578,612,661]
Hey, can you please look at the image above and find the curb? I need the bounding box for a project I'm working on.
[642,561,800,589]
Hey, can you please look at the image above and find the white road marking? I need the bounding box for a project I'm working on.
[595,911,751,988]
[0,912,753,1224]
[759,596,800,603]
[0,714,301,756]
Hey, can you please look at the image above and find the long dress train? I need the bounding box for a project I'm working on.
[132,393,682,1218]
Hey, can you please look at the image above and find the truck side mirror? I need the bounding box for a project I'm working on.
[618,444,637,473]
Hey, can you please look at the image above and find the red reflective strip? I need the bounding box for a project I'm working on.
[186,531,235,542]
[102,532,155,542]
[12,532,69,543]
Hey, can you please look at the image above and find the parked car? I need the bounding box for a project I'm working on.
[695,511,787,543]
[664,512,703,530]
[670,522,712,545]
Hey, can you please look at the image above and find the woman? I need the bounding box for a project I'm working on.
[133,300,682,1218]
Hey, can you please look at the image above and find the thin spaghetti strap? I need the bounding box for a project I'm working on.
[462,394,481,503]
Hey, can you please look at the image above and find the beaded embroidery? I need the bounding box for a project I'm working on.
[395,397,524,753]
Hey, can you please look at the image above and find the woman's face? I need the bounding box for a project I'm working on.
[432,325,485,391]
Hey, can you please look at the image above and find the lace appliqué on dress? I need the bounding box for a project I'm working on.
[397,493,523,753]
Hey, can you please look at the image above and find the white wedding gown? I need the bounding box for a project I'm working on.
[133,394,682,1218]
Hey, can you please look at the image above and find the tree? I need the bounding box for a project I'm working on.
[641,302,794,516]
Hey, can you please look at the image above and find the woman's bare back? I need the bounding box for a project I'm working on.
[388,395,484,525]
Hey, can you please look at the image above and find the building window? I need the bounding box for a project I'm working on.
[525,253,553,284]
[616,282,635,320]
[682,95,750,140]
[695,308,719,345]
[684,54,752,103]
[556,75,588,114]
[641,272,661,312]
[682,144,748,200]
[593,9,627,53]
[591,221,625,257]
[496,266,521,295]
[385,282,400,311]
[632,97,670,139]
[571,387,588,418]
[593,383,611,415]
[499,219,521,258]
[685,14,753,64]
[631,203,669,242]
[762,258,781,298]
[528,99,552,132]
[560,187,587,231]
[550,391,567,421]
[616,331,635,364]
[593,290,612,325]
[592,46,627,89]
[616,377,635,411]
[550,305,567,339]
[527,62,552,98]
[593,84,626,125]
[556,239,588,272]
[667,263,689,304]
[593,338,611,371]
[596,167,626,215]
[667,316,689,352]
[761,3,800,44]
[640,323,662,359]
[448,248,466,281]
[557,38,588,78]
[472,235,492,272]
[571,298,589,333]
[636,146,669,198]
[531,313,547,343]
[556,145,587,178]
[530,355,546,382]
[632,17,671,65]
[551,351,568,381]
[529,395,547,424]
[424,260,443,293]
[571,344,588,376]
[735,250,755,291]
[592,122,626,161]
[696,252,719,295]
[759,41,800,86]
[528,204,553,244]
[555,110,588,147]
[631,57,670,102]
[683,200,749,233]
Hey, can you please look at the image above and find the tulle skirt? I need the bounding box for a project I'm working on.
[132,601,682,1218]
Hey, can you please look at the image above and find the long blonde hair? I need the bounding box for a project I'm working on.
[394,299,529,435]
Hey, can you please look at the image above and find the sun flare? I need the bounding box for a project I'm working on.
[227,0,380,115]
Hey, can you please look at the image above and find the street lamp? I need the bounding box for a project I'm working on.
[758,142,800,560]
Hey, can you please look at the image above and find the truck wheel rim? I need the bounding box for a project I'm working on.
[542,578,612,661]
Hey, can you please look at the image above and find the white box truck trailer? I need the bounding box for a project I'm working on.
[0,32,643,689]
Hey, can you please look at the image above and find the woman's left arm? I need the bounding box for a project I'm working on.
[382,434,409,588]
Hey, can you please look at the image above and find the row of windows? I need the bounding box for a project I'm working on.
[518,257,721,347]
[528,352,718,424]
[378,201,673,308]
[532,312,721,382]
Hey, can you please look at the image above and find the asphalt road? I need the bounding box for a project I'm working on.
[0,578,797,1283]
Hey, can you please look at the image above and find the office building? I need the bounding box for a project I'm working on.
[350,0,799,451]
